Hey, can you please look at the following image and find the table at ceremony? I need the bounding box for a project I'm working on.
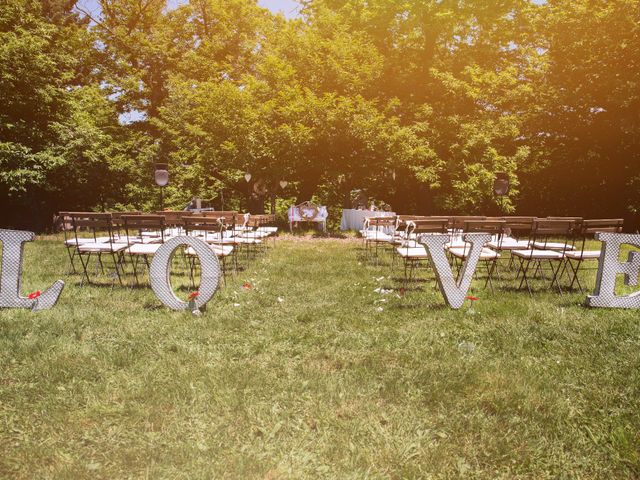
[288,204,329,231]
[340,209,396,231]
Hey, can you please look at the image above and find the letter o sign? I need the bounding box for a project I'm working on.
[150,236,221,310]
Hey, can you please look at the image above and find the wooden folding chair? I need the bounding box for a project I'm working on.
[123,215,166,286]
[111,211,141,239]
[396,218,449,287]
[489,216,535,270]
[70,213,127,286]
[532,217,582,251]
[447,216,486,249]
[154,210,194,237]
[184,216,235,283]
[362,216,398,265]
[249,214,278,246]
[448,220,505,292]
[511,219,576,295]
[563,218,624,292]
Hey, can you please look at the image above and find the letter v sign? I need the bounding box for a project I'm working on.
[418,233,491,309]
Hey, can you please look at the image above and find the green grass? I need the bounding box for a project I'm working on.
[1,234,640,479]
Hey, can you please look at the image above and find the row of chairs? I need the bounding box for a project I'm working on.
[59,211,278,287]
[361,215,624,295]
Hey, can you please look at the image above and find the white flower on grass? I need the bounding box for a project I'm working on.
[376,306,384,312]
[457,341,476,354]
[277,297,284,303]
[374,287,392,295]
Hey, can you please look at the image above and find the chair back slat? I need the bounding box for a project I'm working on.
[533,219,576,236]
[155,211,193,227]
[70,212,112,229]
[69,213,118,246]
[501,216,535,234]
[122,215,165,243]
[450,216,486,230]
[408,219,449,235]
[581,219,624,234]
[367,216,397,227]
[122,215,165,230]
[463,220,506,235]
[199,211,237,219]
[111,211,142,227]
[184,216,225,232]
[547,216,583,221]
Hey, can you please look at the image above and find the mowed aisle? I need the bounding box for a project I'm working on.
[1,235,639,478]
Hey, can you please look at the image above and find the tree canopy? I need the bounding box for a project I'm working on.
[1,0,638,230]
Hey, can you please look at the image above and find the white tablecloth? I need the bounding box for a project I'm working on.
[340,209,396,231]
[288,206,328,222]
[288,206,328,231]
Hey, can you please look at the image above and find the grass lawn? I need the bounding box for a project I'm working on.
[1,233,640,478]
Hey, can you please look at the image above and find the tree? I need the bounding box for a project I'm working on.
[520,0,640,228]
[0,0,99,229]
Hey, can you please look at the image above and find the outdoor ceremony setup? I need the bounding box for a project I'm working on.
[2,0,640,478]
[59,210,278,283]
[1,210,635,312]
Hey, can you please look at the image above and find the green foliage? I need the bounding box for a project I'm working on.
[1,0,638,228]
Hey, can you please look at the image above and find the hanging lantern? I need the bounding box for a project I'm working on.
[244,172,252,183]
[154,164,169,187]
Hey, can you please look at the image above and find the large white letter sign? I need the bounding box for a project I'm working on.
[418,233,491,309]
[587,232,640,309]
[149,236,221,310]
[0,229,64,311]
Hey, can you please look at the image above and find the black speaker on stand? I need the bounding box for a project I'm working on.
[493,172,510,196]
[154,164,169,211]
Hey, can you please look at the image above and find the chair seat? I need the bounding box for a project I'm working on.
[65,236,112,246]
[487,237,530,250]
[512,249,564,260]
[118,235,162,245]
[199,238,237,254]
[396,246,429,259]
[232,237,262,245]
[240,231,270,239]
[448,247,500,260]
[532,241,575,251]
[127,243,162,255]
[364,231,394,242]
[78,242,128,253]
[564,250,601,260]
[445,239,467,249]
[185,245,234,257]
[399,240,420,248]
[207,237,239,245]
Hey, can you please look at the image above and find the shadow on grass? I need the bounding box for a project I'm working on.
[311,231,348,239]
[391,300,448,311]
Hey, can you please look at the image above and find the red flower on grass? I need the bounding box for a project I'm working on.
[28,291,41,300]
[242,282,252,290]
[465,296,479,302]
[188,291,199,300]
